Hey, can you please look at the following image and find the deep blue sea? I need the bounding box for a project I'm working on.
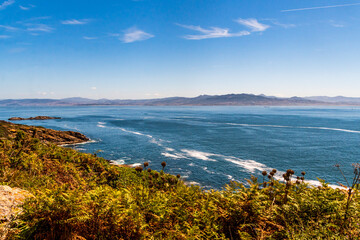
[1,106,360,189]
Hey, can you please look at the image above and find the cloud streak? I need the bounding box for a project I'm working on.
[83,36,98,40]
[61,19,89,25]
[26,24,54,33]
[0,35,11,39]
[0,24,18,31]
[282,3,360,12]
[178,24,250,40]
[178,18,269,40]
[235,18,270,32]
[19,4,35,10]
[122,28,154,43]
[0,0,14,10]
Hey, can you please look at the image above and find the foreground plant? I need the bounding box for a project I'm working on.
[1,130,360,239]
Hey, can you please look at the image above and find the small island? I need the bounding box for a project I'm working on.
[8,116,61,121]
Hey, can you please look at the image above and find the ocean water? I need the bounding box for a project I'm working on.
[1,106,360,189]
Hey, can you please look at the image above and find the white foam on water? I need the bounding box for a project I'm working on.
[202,166,216,174]
[119,128,152,137]
[304,179,346,190]
[149,138,164,147]
[97,122,106,128]
[223,157,268,173]
[175,116,207,119]
[226,123,360,134]
[165,147,175,151]
[226,174,235,181]
[118,127,165,147]
[301,126,360,134]
[181,149,217,161]
[161,152,187,159]
[109,159,126,165]
[227,123,291,128]
[129,163,142,167]
[63,124,80,131]
[60,139,97,147]
[187,181,200,186]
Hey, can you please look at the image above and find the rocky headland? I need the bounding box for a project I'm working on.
[0,120,89,145]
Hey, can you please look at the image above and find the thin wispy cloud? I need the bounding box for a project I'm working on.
[26,24,54,33]
[0,24,18,31]
[122,28,154,43]
[19,4,35,10]
[329,20,345,28]
[0,35,11,39]
[178,24,250,40]
[235,18,270,32]
[83,36,98,40]
[263,19,296,28]
[331,23,345,28]
[0,0,15,10]
[61,19,89,25]
[282,3,360,12]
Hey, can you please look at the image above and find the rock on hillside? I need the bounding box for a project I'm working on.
[0,120,89,145]
[0,185,32,239]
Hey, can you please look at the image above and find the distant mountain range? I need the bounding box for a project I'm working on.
[1,94,360,106]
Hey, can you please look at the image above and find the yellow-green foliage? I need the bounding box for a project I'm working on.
[1,131,360,239]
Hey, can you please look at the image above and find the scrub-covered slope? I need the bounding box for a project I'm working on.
[0,124,359,239]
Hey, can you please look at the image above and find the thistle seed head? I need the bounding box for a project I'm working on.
[135,166,143,172]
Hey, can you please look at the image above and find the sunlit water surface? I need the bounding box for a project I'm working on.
[1,106,360,189]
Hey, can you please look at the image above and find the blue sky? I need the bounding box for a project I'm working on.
[1,0,360,99]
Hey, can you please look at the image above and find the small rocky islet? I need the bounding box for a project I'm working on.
[8,116,61,121]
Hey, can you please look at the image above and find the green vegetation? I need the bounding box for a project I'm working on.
[1,130,360,239]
